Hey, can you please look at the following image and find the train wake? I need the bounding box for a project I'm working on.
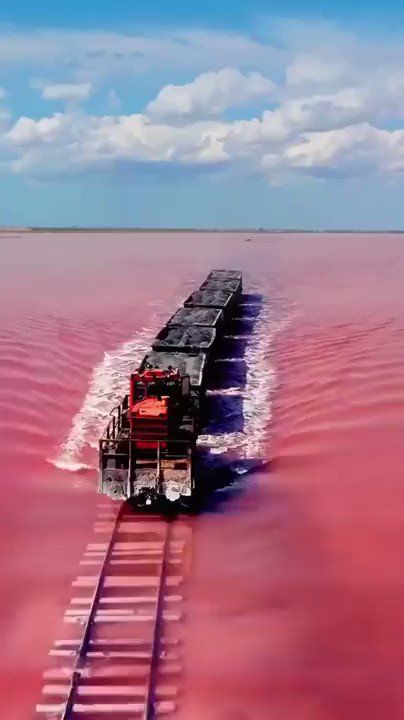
[53,303,176,472]
[198,298,285,462]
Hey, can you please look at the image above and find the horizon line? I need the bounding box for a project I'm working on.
[1,226,404,234]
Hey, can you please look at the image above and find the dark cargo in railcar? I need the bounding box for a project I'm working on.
[152,326,216,353]
[200,277,242,294]
[200,270,242,295]
[183,288,237,313]
[167,306,224,328]
[206,269,242,291]
[209,269,242,280]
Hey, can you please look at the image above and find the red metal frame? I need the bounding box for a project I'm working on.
[129,368,182,450]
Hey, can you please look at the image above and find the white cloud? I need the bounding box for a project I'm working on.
[0,87,6,100]
[262,123,404,178]
[221,77,404,164]
[1,21,404,183]
[286,54,344,86]
[3,112,230,176]
[0,28,284,84]
[42,83,92,101]
[146,68,275,121]
[6,113,76,146]
[3,107,404,183]
[221,87,371,162]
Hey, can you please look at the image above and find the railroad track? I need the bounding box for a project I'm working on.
[36,503,191,719]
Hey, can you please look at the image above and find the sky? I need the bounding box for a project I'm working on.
[1,0,404,228]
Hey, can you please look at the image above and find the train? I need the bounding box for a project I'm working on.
[98,269,242,506]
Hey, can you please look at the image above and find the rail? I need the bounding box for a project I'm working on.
[36,506,190,719]
[143,522,173,720]
[60,505,125,719]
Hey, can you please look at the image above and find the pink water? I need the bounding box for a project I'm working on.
[0,231,403,719]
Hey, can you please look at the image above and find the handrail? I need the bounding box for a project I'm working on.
[109,404,121,416]
[102,396,129,443]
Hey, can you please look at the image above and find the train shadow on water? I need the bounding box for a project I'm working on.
[195,292,269,514]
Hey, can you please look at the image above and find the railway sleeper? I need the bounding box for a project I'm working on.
[69,594,183,605]
[72,575,183,588]
[64,606,182,618]
[64,613,182,624]
[42,683,178,698]
[49,650,181,661]
[43,662,182,681]
[36,699,176,714]
[79,557,183,567]
[53,638,181,647]
[86,541,185,552]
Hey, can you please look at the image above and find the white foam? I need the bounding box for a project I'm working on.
[206,387,242,397]
[52,458,93,472]
[53,302,172,472]
[198,300,287,459]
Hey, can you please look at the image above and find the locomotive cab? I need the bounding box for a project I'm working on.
[99,367,194,503]
[130,368,190,450]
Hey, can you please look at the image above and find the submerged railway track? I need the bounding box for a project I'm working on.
[35,278,264,719]
[36,504,192,719]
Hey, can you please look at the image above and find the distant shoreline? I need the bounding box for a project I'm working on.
[1,227,404,234]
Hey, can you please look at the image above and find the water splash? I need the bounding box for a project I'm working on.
[52,458,93,471]
[198,300,288,459]
[53,303,172,471]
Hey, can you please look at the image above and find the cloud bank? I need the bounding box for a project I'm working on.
[1,21,404,183]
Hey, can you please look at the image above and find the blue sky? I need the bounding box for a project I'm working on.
[1,1,404,228]
[3,0,404,29]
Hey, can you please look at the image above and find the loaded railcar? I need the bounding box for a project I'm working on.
[183,289,237,314]
[152,326,217,353]
[200,278,241,293]
[98,269,242,507]
[208,269,242,280]
[204,269,243,292]
[167,306,224,329]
